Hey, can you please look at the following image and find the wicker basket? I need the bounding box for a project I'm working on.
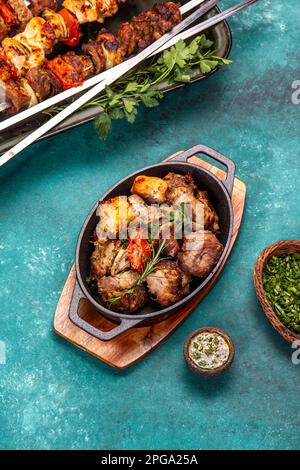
[253,240,300,344]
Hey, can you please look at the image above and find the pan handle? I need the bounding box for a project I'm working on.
[69,281,144,341]
[170,145,236,197]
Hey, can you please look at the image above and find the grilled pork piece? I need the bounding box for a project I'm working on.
[163,172,220,233]
[0,16,9,42]
[8,0,32,31]
[1,77,36,113]
[26,65,61,100]
[91,239,121,280]
[146,260,191,307]
[97,270,147,313]
[62,51,94,79]
[81,40,105,73]
[178,230,223,278]
[30,0,58,17]
[110,246,130,276]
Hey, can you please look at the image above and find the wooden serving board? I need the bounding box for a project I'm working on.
[53,153,246,369]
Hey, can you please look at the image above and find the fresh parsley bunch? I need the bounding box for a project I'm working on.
[45,35,231,140]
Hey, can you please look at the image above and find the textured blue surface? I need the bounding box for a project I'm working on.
[0,0,300,450]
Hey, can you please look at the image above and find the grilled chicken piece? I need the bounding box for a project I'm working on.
[96,196,135,240]
[62,0,120,24]
[146,260,191,307]
[96,29,124,69]
[163,172,220,233]
[110,245,130,276]
[97,270,147,313]
[131,175,168,204]
[91,239,121,280]
[178,230,223,278]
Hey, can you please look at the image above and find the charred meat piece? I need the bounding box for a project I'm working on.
[91,239,121,280]
[152,2,182,31]
[97,270,147,313]
[30,0,58,17]
[131,2,181,50]
[62,51,94,79]
[146,260,191,307]
[117,22,137,56]
[131,175,168,204]
[96,29,124,69]
[0,15,10,42]
[178,230,223,278]
[131,10,163,50]
[82,40,105,73]
[1,77,35,113]
[8,0,32,31]
[45,55,83,90]
[26,65,61,101]
[164,172,220,232]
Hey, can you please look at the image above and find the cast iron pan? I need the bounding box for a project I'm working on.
[69,144,235,340]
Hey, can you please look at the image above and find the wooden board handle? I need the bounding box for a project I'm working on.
[69,281,144,341]
[170,144,236,196]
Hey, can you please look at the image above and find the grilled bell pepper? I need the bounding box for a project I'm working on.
[58,9,81,47]
[128,237,152,273]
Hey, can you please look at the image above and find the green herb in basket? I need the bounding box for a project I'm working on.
[263,253,300,333]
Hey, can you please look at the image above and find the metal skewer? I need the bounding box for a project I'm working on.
[0,0,208,130]
[1,0,259,166]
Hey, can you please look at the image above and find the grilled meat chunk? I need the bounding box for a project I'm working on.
[8,0,32,31]
[97,270,147,313]
[117,22,136,56]
[0,16,9,42]
[164,172,220,233]
[26,65,61,101]
[62,0,120,24]
[62,51,94,79]
[131,175,168,204]
[30,0,58,17]
[96,29,124,69]
[82,40,105,73]
[1,77,35,113]
[178,230,223,278]
[146,260,191,307]
[110,245,130,276]
[91,239,121,280]
[96,196,135,240]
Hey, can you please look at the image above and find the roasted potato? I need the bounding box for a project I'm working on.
[130,175,168,204]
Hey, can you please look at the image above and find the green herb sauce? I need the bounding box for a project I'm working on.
[263,253,300,333]
[188,332,230,370]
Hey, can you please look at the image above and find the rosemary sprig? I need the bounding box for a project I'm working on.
[43,35,231,140]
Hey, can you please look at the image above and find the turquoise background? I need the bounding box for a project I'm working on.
[0,0,299,450]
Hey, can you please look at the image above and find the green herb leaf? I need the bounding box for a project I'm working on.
[94,112,112,141]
